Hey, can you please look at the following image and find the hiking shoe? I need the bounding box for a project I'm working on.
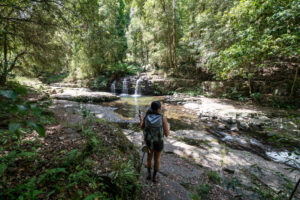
[146,174,151,180]
[152,176,157,183]
[146,168,151,180]
[152,170,158,183]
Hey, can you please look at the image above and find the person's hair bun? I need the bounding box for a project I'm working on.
[151,101,161,111]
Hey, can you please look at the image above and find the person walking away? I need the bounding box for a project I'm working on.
[139,101,170,182]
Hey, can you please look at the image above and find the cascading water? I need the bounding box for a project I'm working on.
[133,78,142,97]
[120,78,128,96]
[110,80,116,94]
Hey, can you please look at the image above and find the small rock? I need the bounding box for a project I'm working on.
[230,124,239,132]
[223,117,235,124]
[223,168,235,174]
[217,123,226,130]
[200,117,209,121]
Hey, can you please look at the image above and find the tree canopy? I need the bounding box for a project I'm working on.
[0,0,299,94]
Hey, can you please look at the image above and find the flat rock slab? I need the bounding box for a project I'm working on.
[140,153,193,200]
[140,166,192,200]
[52,100,135,123]
[124,129,300,197]
[51,88,119,102]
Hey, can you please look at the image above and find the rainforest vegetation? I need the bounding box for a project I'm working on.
[0,0,299,199]
[1,0,299,93]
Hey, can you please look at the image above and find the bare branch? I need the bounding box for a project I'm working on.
[8,51,26,72]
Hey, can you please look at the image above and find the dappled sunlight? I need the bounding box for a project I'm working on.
[2,0,299,199]
[123,125,299,197]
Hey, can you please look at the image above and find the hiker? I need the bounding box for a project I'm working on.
[139,101,170,182]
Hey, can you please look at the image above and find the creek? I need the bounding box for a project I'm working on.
[48,84,300,197]
[100,96,300,169]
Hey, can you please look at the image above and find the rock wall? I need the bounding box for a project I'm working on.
[96,71,300,107]
[113,74,154,95]
[108,73,197,95]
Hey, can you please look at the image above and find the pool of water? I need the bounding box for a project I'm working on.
[102,96,200,131]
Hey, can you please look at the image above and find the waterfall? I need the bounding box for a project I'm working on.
[120,78,128,96]
[133,78,142,97]
[110,80,116,94]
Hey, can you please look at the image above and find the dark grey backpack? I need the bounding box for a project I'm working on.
[143,114,163,149]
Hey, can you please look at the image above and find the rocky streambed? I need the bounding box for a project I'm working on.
[165,93,300,169]
[48,86,299,199]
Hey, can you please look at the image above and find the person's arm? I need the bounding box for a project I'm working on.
[139,111,145,129]
[163,116,170,137]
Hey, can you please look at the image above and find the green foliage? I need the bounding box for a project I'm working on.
[191,183,211,200]
[91,76,110,90]
[127,0,299,101]
[68,0,132,80]
[223,177,242,191]
[0,90,18,100]
[0,88,47,140]
[38,168,67,183]
[221,86,249,101]
[210,0,299,82]
[185,87,203,96]
[39,73,69,84]
[206,171,221,184]
[251,92,261,102]
[0,0,72,84]
[84,192,109,200]
[110,160,140,200]
[109,63,142,77]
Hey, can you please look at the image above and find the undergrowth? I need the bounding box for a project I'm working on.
[0,82,140,199]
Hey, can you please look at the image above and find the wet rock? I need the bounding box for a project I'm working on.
[223,168,235,174]
[217,123,227,130]
[237,121,250,131]
[212,129,228,138]
[248,119,265,129]
[200,116,209,121]
[230,124,239,132]
[212,116,218,120]
[223,117,236,124]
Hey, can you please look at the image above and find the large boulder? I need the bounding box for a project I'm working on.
[51,88,119,102]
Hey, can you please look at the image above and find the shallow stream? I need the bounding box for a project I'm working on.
[99,95,300,170]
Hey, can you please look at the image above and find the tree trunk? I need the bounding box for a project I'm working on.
[290,66,298,97]
[289,178,300,200]
[161,0,173,69]
[172,0,177,72]
[0,74,7,86]
[1,31,8,85]
[248,75,252,95]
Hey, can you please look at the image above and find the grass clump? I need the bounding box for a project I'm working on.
[206,170,221,184]
[190,183,211,200]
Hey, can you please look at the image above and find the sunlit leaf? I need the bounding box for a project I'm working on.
[0,90,17,100]
[17,105,27,115]
[28,121,45,137]
[0,163,7,175]
[9,122,20,134]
